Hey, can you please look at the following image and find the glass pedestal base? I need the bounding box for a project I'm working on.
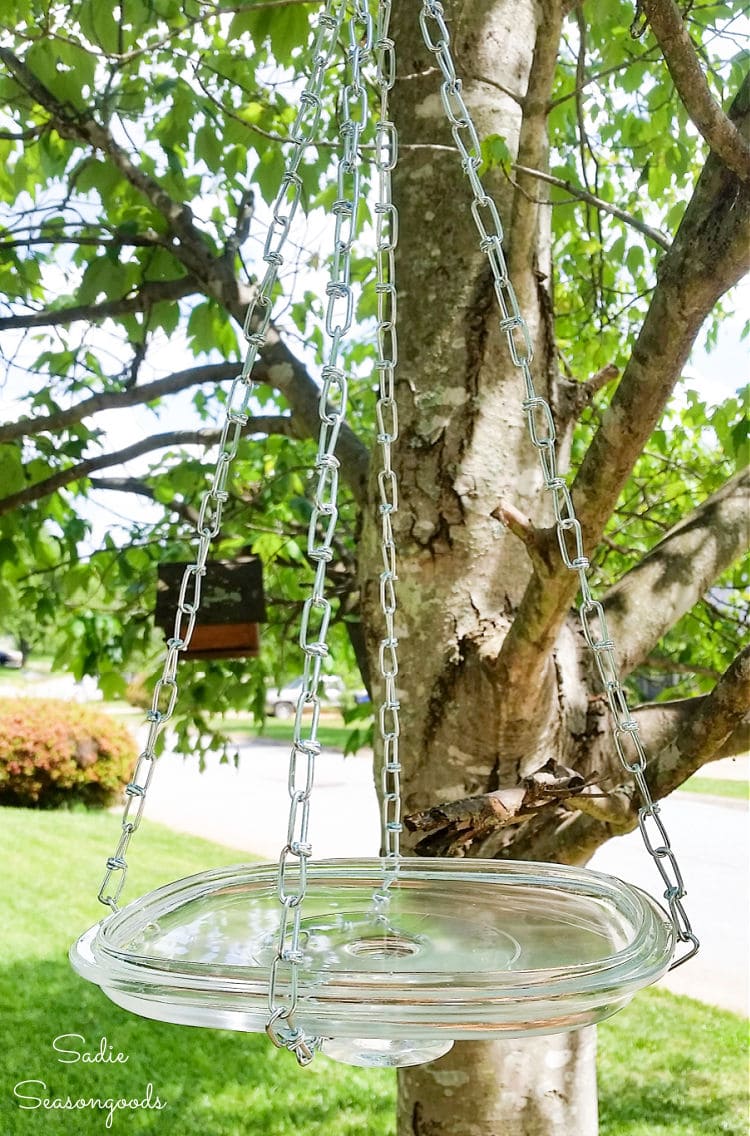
[320,1037,454,1067]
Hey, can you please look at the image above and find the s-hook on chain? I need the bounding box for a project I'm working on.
[371,0,404,896]
[97,0,346,937]
[265,0,373,1065]
[418,0,699,970]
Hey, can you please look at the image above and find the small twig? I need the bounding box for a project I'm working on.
[643,655,722,680]
[0,123,47,140]
[0,230,165,251]
[467,72,524,108]
[510,163,671,249]
[574,362,621,410]
[548,47,662,110]
[224,188,255,262]
[90,476,200,525]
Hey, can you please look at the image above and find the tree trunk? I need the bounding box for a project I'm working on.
[399,1031,598,1136]
[359,2,601,1133]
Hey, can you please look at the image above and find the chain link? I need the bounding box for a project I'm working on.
[371,0,403,889]
[418,0,698,970]
[97,0,348,961]
[265,0,372,1065]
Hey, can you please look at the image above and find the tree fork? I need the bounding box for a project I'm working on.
[495,72,750,704]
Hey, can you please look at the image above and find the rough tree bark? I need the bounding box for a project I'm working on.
[354,3,750,1134]
[362,2,603,1132]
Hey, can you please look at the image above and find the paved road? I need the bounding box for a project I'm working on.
[137,739,748,1017]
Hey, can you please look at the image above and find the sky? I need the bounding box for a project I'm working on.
[684,279,749,404]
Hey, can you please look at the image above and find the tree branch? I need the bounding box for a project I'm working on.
[89,476,199,525]
[404,761,597,858]
[407,645,750,856]
[548,46,661,110]
[642,655,722,681]
[555,362,621,430]
[0,419,297,516]
[0,123,47,140]
[0,362,239,442]
[0,276,196,332]
[507,4,564,287]
[646,645,750,795]
[494,74,750,704]
[0,45,370,504]
[511,163,671,250]
[0,47,215,278]
[0,230,166,251]
[565,644,750,830]
[491,501,556,576]
[639,0,750,183]
[603,465,750,675]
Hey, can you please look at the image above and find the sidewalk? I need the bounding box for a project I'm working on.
[697,753,749,781]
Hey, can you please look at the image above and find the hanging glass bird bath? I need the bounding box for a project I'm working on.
[71,0,697,1070]
[71,858,673,1067]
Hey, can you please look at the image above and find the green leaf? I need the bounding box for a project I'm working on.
[0,445,25,495]
[626,245,644,276]
[195,124,223,170]
[77,257,125,304]
[164,145,184,179]
[76,158,122,198]
[186,301,215,353]
[150,299,181,336]
[254,146,286,202]
[480,133,510,174]
[78,0,121,54]
[98,668,128,699]
[730,418,750,467]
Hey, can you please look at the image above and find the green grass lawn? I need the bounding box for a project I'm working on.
[227,716,358,751]
[680,776,748,802]
[1,806,747,1135]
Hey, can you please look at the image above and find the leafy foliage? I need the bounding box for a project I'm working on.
[0,0,746,749]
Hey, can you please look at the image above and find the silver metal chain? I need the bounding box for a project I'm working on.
[418,0,699,970]
[96,0,346,915]
[372,0,403,885]
[265,0,373,1066]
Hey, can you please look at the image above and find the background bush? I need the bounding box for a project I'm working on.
[0,698,136,808]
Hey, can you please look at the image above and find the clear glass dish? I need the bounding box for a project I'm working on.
[70,858,673,1067]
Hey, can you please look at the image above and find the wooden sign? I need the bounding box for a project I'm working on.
[155,558,267,660]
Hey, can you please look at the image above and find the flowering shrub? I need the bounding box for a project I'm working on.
[0,698,136,808]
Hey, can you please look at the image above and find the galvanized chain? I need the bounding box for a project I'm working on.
[96,0,346,916]
[418,0,699,970]
[371,0,403,888]
[265,0,373,1066]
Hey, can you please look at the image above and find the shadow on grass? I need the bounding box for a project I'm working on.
[600,1077,744,1136]
[0,957,395,1136]
[598,988,749,1136]
[2,957,747,1136]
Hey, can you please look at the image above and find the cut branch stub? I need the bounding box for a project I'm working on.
[404,762,597,857]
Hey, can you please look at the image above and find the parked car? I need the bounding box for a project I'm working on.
[266,675,345,719]
[0,642,23,668]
